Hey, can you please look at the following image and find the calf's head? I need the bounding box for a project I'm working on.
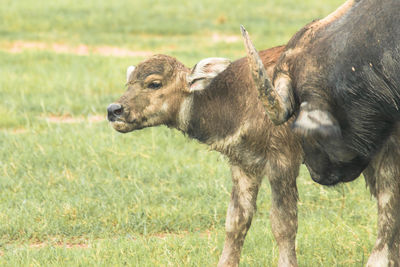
[107,54,231,133]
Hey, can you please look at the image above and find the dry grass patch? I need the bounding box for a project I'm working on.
[29,242,89,249]
[211,33,240,43]
[42,114,104,124]
[1,41,153,57]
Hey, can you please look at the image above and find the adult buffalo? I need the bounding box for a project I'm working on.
[246,0,400,186]
[243,0,400,265]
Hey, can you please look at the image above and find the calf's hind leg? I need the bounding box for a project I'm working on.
[218,165,262,267]
[364,127,400,267]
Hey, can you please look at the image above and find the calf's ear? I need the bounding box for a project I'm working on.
[126,66,136,82]
[187,58,231,92]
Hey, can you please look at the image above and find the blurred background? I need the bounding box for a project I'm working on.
[0,0,376,266]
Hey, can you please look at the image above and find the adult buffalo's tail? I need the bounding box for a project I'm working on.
[240,25,294,125]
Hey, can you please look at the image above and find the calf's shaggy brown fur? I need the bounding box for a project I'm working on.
[107,46,400,266]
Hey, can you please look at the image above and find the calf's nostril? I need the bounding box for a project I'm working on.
[107,103,124,120]
[114,107,123,116]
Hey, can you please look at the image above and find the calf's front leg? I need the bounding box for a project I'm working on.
[267,158,299,267]
[218,165,262,267]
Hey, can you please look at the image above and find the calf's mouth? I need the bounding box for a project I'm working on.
[107,103,141,133]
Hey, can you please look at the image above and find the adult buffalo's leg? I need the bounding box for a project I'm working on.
[218,166,262,267]
[364,126,400,267]
[267,156,299,267]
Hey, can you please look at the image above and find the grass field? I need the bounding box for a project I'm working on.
[0,0,378,266]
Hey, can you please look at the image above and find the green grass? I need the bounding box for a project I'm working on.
[0,0,342,53]
[0,123,377,266]
[0,0,378,266]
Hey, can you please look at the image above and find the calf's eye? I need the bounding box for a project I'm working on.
[148,80,162,89]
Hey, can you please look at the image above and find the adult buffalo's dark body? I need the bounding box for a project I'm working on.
[248,0,400,186]
[242,0,400,265]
